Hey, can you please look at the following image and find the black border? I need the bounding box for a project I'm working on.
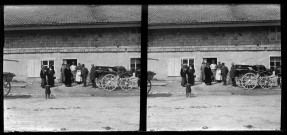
[2,2,287,134]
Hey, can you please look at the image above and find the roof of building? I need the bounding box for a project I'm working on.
[148,5,280,25]
[4,5,141,27]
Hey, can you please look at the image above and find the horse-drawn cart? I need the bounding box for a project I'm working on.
[234,65,280,90]
[3,59,18,97]
[94,66,138,91]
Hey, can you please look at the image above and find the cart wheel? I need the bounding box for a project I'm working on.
[102,74,117,91]
[147,80,151,94]
[96,78,103,88]
[3,81,11,97]
[259,76,272,89]
[242,73,257,90]
[119,77,134,91]
[235,76,243,87]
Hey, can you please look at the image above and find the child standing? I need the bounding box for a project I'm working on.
[186,83,192,98]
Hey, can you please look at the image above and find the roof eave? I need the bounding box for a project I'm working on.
[148,21,281,29]
[4,23,141,31]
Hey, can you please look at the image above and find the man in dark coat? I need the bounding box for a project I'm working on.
[40,65,48,88]
[47,65,55,87]
[221,63,229,86]
[187,63,195,86]
[204,62,212,85]
[90,64,96,88]
[64,64,73,87]
[229,62,237,87]
[81,64,89,87]
[180,64,188,87]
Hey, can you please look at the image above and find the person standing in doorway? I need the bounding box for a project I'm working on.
[81,64,89,87]
[60,64,66,84]
[64,64,73,87]
[70,61,77,83]
[200,62,206,83]
[90,64,96,88]
[180,64,188,87]
[204,62,212,85]
[187,63,195,86]
[40,65,48,88]
[221,63,229,86]
[47,65,55,87]
[230,62,237,87]
[76,63,82,84]
[210,60,217,82]
[216,62,222,83]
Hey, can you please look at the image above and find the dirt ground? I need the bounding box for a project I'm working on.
[147,81,281,131]
[4,96,140,131]
[147,95,281,131]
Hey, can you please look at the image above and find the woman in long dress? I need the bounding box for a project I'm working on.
[40,66,47,88]
[216,67,222,83]
[187,64,195,86]
[180,64,188,87]
[64,64,73,87]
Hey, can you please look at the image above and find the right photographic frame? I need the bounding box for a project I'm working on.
[147,4,281,131]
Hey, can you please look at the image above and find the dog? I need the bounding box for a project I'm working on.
[45,85,51,99]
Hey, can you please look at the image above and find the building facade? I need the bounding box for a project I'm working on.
[148,5,281,81]
[4,5,141,82]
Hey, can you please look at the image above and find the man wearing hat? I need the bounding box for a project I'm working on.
[81,64,89,87]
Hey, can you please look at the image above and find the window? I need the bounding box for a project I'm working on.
[42,60,55,69]
[130,58,141,72]
[269,27,280,41]
[270,57,281,71]
[181,58,194,66]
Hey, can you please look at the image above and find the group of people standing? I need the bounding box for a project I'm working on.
[180,60,237,87]
[180,63,196,87]
[200,61,237,86]
[60,62,92,87]
[40,65,55,88]
[200,61,229,85]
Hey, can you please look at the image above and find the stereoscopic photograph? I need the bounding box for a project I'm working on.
[147,4,281,131]
[3,5,141,131]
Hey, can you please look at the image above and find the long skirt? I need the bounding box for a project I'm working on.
[181,76,187,86]
[201,72,205,82]
[41,78,47,88]
[47,77,54,87]
[76,70,82,82]
[64,75,72,86]
[61,72,65,83]
[216,69,222,81]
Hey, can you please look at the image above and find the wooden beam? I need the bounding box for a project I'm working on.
[3,59,20,62]
[4,23,141,31]
[148,22,280,29]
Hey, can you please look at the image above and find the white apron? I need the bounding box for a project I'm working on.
[76,70,82,82]
[216,69,222,81]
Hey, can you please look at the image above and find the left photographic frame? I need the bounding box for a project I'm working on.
[3,5,142,131]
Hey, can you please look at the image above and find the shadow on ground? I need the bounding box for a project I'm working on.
[148,93,172,98]
[4,95,32,99]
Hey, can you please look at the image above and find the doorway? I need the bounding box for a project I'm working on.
[63,59,77,66]
[203,58,217,64]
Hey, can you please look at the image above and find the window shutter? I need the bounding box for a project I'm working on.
[174,58,181,76]
[167,58,175,76]
[27,60,41,77]
[167,58,181,76]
